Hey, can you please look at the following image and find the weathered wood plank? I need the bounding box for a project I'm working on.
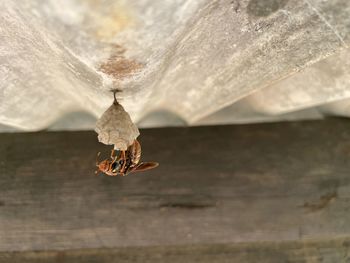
[1,238,350,263]
[1,119,350,254]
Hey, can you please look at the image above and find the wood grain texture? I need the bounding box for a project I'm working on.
[1,238,350,263]
[1,119,350,256]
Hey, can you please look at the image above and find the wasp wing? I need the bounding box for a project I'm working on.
[128,140,142,166]
[131,162,159,172]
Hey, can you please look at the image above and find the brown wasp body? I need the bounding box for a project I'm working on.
[96,140,158,176]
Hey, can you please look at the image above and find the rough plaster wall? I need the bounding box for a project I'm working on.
[1,0,350,131]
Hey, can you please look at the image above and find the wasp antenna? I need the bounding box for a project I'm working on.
[96,152,101,166]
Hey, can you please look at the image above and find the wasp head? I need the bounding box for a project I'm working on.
[96,159,111,173]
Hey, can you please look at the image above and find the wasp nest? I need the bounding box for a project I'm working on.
[95,100,140,151]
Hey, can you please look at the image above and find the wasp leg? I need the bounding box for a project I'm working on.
[121,150,126,159]
[110,149,117,160]
[112,149,125,163]
[120,150,127,176]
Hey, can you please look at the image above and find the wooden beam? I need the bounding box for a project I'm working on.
[1,238,350,263]
[0,119,350,257]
